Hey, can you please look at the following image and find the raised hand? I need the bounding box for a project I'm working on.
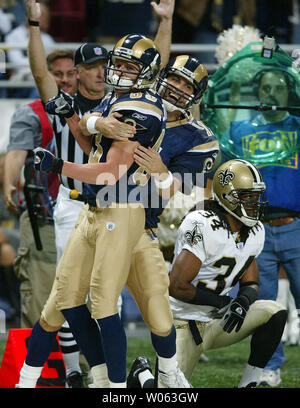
[27,0,41,21]
[151,0,175,20]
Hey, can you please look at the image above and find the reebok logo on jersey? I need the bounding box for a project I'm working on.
[106,222,115,231]
[132,112,147,121]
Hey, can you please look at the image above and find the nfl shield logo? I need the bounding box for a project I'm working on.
[94,47,103,56]
[106,222,115,231]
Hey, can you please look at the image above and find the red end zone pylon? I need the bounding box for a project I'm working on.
[0,328,66,388]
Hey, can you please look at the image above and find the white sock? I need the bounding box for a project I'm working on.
[62,351,82,376]
[238,363,263,387]
[138,369,154,387]
[158,354,177,373]
[90,364,110,388]
[109,381,127,388]
[16,362,43,388]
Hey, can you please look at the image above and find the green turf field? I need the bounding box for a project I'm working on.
[125,335,300,388]
[1,333,299,388]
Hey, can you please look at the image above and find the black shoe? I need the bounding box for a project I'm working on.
[66,371,85,388]
[245,382,257,388]
[234,382,257,388]
[127,356,152,388]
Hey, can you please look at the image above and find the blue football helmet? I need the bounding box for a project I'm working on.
[104,33,161,90]
[156,55,208,112]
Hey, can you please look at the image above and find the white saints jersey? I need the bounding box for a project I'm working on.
[169,208,265,322]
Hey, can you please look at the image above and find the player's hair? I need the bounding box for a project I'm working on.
[47,50,75,71]
[188,199,258,244]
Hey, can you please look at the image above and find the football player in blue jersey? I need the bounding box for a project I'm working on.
[61,54,218,388]
[49,53,217,389]
[126,55,219,388]
[30,34,193,388]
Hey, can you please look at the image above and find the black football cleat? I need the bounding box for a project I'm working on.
[127,356,152,388]
[66,371,85,388]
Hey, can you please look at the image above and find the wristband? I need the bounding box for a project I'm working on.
[238,285,258,305]
[154,171,173,189]
[188,285,230,309]
[86,116,99,134]
[28,18,39,26]
[52,158,64,174]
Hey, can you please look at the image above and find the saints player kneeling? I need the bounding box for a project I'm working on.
[128,159,287,388]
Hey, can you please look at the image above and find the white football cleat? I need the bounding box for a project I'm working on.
[158,364,192,388]
[258,369,281,387]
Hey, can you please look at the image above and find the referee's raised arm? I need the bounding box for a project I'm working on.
[27,0,59,103]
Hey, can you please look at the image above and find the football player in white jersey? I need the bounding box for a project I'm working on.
[130,159,287,388]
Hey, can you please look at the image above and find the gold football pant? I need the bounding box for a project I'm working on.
[54,203,145,319]
[174,300,285,381]
[127,230,173,336]
[41,204,173,337]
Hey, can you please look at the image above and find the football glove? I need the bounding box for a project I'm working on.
[219,296,249,333]
[209,295,232,319]
[45,93,74,118]
[33,147,64,174]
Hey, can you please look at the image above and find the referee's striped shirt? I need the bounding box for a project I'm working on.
[49,91,102,193]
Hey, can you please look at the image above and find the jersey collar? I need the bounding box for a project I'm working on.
[166,110,193,128]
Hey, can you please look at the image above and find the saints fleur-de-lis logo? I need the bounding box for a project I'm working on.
[217,168,235,186]
[184,225,203,246]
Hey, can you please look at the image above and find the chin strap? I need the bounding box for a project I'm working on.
[110,73,134,90]
[239,204,258,227]
[163,100,191,121]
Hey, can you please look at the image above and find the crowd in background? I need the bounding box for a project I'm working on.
[0,0,300,99]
